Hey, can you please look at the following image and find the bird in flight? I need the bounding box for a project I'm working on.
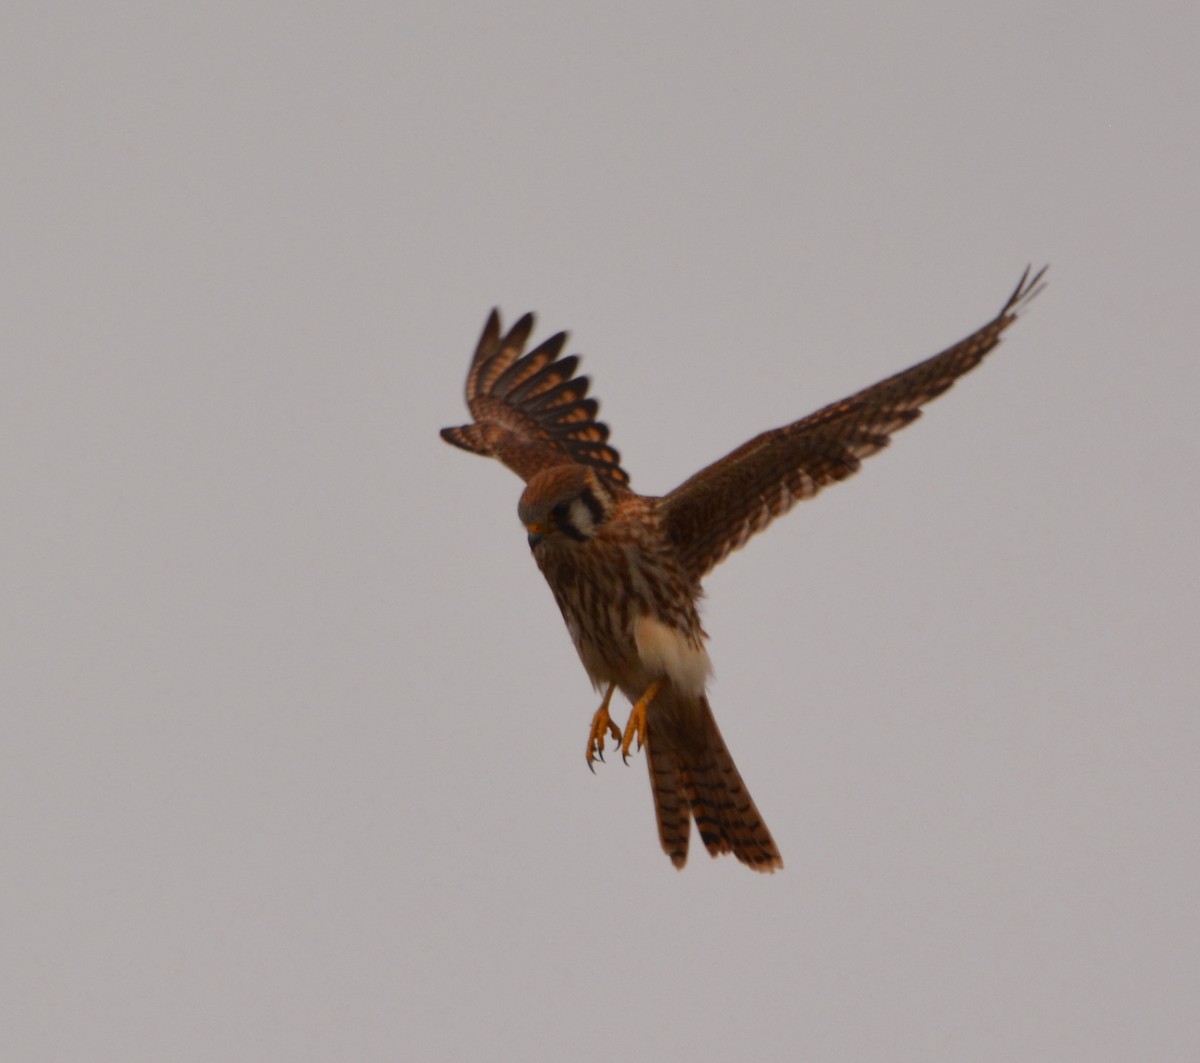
[441,266,1047,872]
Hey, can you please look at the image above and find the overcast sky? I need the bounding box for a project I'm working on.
[3,3,1197,1060]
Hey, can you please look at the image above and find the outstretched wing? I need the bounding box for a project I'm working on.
[660,266,1047,579]
[440,309,630,486]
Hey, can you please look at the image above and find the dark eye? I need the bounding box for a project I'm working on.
[549,503,568,524]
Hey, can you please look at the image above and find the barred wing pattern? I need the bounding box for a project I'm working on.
[440,309,630,486]
[661,266,1047,580]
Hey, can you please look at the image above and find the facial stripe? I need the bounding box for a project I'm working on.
[558,516,589,542]
[579,487,606,527]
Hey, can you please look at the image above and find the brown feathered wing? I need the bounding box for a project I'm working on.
[660,266,1047,579]
[440,309,630,486]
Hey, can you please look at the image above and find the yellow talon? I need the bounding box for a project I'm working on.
[585,683,622,771]
[620,680,662,763]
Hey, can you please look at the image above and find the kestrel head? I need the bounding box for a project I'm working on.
[518,465,614,549]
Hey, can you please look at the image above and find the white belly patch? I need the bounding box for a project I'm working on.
[633,615,711,697]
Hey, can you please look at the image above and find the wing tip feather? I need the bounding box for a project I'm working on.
[1004,263,1049,318]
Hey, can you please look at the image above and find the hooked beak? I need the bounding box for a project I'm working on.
[526,522,545,548]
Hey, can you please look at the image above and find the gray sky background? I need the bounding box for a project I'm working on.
[3,3,1197,1060]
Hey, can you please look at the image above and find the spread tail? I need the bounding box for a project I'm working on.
[645,693,782,872]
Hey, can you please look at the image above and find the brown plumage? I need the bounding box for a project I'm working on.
[440,266,1046,872]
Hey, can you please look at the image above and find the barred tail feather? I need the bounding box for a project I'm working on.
[646,694,782,872]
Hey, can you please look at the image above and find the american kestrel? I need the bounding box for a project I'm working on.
[441,266,1046,872]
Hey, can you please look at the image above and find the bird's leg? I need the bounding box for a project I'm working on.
[620,679,662,763]
[585,683,622,772]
